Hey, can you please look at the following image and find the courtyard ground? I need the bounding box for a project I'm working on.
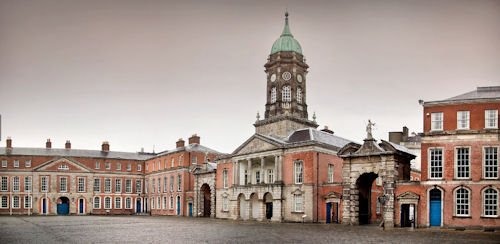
[0,216,498,243]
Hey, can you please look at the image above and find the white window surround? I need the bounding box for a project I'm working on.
[328,164,334,183]
[13,160,19,168]
[94,197,101,209]
[428,147,444,180]
[454,147,471,179]
[431,112,443,131]
[482,187,498,217]
[293,194,303,212]
[94,179,101,192]
[223,169,228,188]
[483,146,499,179]
[454,187,470,217]
[1,160,7,168]
[13,177,20,192]
[60,177,67,192]
[222,196,228,211]
[294,160,303,184]
[78,177,85,193]
[104,178,111,193]
[115,197,122,209]
[125,197,132,209]
[12,196,20,208]
[457,111,470,130]
[485,109,498,129]
[104,197,112,209]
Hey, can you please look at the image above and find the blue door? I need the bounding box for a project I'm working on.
[176,197,181,215]
[136,200,141,213]
[326,203,332,223]
[79,199,84,214]
[42,199,47,214]
[429,189,441,227]
[57,203,69,215]
[188,203,193,217]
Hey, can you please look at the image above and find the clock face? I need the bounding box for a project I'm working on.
[270,73,276,82]
[282,71,292,81]
[297,74,303,83]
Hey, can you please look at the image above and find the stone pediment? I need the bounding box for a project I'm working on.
[397,191,420,200]
[324,192,342,199]
[232,134,282,155]
[34,157,91,173]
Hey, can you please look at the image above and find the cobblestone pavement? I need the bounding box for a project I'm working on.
[0,216,498,244]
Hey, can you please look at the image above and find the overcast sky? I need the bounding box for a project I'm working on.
[0,0,499,154]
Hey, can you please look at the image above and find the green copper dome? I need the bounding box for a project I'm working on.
[270,12,303,55]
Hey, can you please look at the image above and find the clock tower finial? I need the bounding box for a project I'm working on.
[254,12,318,137]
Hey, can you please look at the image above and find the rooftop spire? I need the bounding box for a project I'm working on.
[281,11,293,37]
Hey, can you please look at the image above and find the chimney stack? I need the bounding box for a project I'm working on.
[176,138,185,148]
[188,134,200,145]
[65,140,71,149]
[102,141,110,152]
[46,139,52,149]
[402,126,409,141]
[6,137,12,149]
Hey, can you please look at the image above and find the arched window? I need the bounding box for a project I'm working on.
[271,87,277,103]
[483,188,498,217]
[297,88,302,104]
[104,196,111,209]
[94,197,101,209]
[455,187,470,216]
[1,196,8,208]
[282,86,291,102]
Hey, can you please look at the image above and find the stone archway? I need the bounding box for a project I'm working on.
[201,184,211,217]
[57,197,70,215]
[237,193,246,220]
[249,193,260,220]
[356,172,378,225]
[263,192,273,220]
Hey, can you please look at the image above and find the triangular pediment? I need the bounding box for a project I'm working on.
[232,134,283,155]
[34,157,92,173]
[397,191,420,200]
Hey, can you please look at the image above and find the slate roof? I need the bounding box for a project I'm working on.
[155,144,222,157]
[286,128,354,149]
[446,86,500,101]
[0,147,153,160]
[385,140,417,157]
[426,86,500,105]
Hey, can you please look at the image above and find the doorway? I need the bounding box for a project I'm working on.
[79,198,84,214]
[57,197,70,215]
[400,204,413,227]
[42,198,47,215]
[356,172,378,225]
[201,184,211,217]
[136,199,141,213]
[176,196,181,215]
[188,202,193,217]
[429,188,442,227]
[264,193,273,220]
[326,202,339,223]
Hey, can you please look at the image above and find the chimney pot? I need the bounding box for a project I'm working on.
[188,134,200,145]
[65,140,71,149]
[176,138,185,148]
[102,141,110,152]
[46,139,52,149]
[6,137,12,149]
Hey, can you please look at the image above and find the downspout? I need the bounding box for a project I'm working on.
[316,152,319,223]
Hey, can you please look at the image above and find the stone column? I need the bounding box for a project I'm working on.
[247,199,252,220]
[247,159,251,185]
[274,156,278,183]
[260,157,265,184]
[233,161,237,186]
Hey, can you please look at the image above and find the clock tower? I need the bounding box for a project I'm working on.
[254,12,318,137]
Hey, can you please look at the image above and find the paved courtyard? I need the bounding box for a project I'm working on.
[0,216,498,244]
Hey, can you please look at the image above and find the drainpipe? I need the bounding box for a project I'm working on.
[316,152,319,223]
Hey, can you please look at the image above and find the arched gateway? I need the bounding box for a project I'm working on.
[338,124,415,228]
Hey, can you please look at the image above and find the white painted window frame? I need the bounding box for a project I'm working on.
[482,187,498,217]
[483,146,499,179]
[454,187,470,217]
[454,147,471,179]
[428,147,444,180]
[485,109,498,129]
[456,111,470,130]
[431,112,443,131]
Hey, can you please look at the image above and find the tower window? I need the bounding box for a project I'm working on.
[271,87,277,103]
[282,86,291,102]
[297,88,302,104]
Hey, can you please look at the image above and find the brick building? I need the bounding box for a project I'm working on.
[0,135,222,216]
[420,86,500,229]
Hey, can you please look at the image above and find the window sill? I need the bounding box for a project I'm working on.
[291,211,304,214]
[480,215,499,219]
[452,215,471,219]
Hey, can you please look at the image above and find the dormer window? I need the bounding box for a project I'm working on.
[58,164,69,170]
